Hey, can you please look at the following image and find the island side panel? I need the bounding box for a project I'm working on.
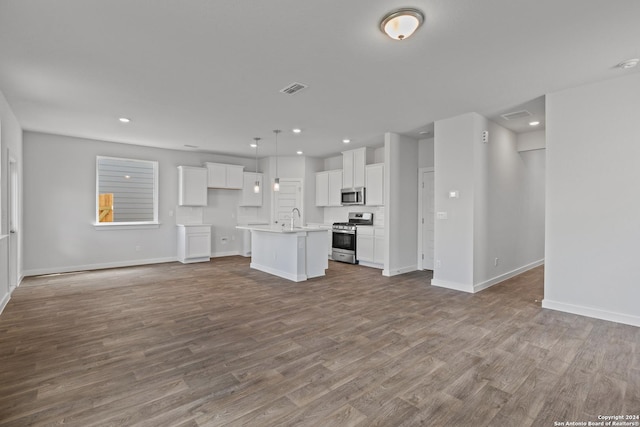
[250,230,307,282]
[306,230,328,279]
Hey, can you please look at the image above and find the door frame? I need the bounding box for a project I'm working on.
[271,178,304,225]
[417,167,434,270]
[7,150,19,291]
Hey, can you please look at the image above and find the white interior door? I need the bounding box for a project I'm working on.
[273,179,302,227]
[422,171,435,270]
[8,153,19,290]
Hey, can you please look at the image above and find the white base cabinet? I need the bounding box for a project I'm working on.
[177,225,211,263]
[356,226,385,269]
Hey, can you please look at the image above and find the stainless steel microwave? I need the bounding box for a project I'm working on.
[341,187,366,205]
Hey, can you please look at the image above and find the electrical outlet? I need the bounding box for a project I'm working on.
[221,237,228,244]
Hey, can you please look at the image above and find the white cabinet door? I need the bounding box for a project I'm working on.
[356,226,374,262]
[342,150,354,188]
[365,163,384,206]
[328,170,343,206]
[315,171,329,206]
[177,225,211,263]
[374,228,385,265]
[357,235,374,262]
[353,148,366,188]
[205,163,244,189]
[241,172,263,206]
[178,166,208,206]
[206,163,227,188]
[226,165,244,189]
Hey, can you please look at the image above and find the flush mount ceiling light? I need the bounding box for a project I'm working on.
[380,8,424,40]
[616,58,639,69]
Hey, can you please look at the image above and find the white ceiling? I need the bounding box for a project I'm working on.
[1,1,639,159]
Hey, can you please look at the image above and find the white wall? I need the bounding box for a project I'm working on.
[517,129,546,152]
[432,113,476,290]
[418,137,434,168]
[432,112,545,293]
[383,132,419,276]
[544,72,640,326]
[0,89,23,313]
[23,131,262,275]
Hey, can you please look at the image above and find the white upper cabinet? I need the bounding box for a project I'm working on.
[205,162,244,189]
[365,163,384,206]
[178,166,208,206]
[315,170,343,207]
[342,147,372,189]
[241,172,263,206]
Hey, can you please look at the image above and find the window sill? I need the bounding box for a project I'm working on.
[93,222,160,231]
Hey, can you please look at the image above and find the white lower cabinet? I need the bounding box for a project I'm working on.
[177,225,211,263]
[356,226,384,268]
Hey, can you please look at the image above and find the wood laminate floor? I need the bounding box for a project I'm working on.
[0,257,638,426]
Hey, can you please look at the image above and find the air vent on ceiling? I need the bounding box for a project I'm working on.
[501,110,532,120]
[280,82,308,95]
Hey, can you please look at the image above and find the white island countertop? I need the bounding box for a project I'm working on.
[236,224,327,234]
[236,225,328,281]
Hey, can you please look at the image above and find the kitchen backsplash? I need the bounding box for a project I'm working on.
[323,206,385,227]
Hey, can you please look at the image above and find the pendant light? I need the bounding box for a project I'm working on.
[273,129,281,192]
[253,137,261,193]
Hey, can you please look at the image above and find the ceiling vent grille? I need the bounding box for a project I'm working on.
[280,82,308,95]
[501,110,532,120]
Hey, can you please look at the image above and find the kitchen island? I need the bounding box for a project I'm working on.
[235,225,328,282]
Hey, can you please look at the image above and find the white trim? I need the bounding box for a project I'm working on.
[382,264,417,277]
[542,299,640,328]
[211,250,241,258]
[0,293,10,315]
[358,260,383,270]
[93,222,160,230]
[473,259,544,293]
[250,262,307,282]
[430,278,475,293]
[23,257,177,277]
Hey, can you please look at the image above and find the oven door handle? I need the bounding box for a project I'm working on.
[332,229,355,234]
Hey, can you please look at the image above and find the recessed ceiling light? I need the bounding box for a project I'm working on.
[419,130,431,135]
[124,175,131,179]
[250,143,257,148]
[342,139,351,144]
[529,121,540,126]
[380,8,425,40]
[292,128,302,134]
[296,151,303,155]
[119,117,130,123]
[616,58,639,69]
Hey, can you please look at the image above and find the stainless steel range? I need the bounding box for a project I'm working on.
[332,212,373,264]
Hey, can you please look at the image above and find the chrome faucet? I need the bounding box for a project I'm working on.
[290,208,301,229]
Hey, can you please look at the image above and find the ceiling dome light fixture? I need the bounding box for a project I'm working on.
[380,8,424,40]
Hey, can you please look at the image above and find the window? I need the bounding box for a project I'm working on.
[95,156,158,227]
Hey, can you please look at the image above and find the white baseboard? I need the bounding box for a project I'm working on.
[473,259,545,293]
[358,260,383,270]
[430,279,474,293]
[23,257,178,277]
[0,292,10,315]
[382,264,417,277]
[542,299,640,327]
[211,250,242,258]
[250,262,306,282]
